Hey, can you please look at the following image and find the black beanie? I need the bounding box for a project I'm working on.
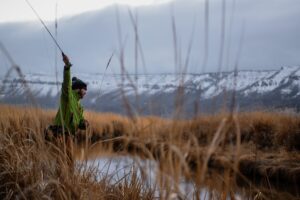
[72,77,87,90]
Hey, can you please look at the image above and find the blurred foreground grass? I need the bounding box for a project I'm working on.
[0,104,299,199]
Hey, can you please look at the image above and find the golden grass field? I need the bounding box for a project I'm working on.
[0,104,299,199]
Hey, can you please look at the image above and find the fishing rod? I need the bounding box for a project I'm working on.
[25,0,114,94]
[24,0,64,53]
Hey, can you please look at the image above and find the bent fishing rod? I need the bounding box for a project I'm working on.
[25,0,114,91]
[24,0,64,54]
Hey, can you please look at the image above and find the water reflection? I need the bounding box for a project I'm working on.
[75,144,299,200]
[78,155,231,199]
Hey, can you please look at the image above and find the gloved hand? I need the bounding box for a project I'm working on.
[62,52,71,66]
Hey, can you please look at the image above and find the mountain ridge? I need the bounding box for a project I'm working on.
[1,66,300,116]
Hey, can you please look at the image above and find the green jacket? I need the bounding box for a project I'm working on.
[54,64,85,134]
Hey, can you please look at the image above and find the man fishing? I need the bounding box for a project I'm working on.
[25,0,90,169]
[24,0,88,133]
[53,53,88,134]
[45,53,88,169]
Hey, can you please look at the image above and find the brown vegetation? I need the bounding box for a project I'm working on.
[0,105,155,199]
[0,104,300,199]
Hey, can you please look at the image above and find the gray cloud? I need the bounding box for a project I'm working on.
[0,0,299,76]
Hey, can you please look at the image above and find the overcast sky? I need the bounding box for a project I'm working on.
[0,0,173,22]
[0,0,300,75]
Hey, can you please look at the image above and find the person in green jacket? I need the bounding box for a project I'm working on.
[50,53,88,136]
[44,53,88,169]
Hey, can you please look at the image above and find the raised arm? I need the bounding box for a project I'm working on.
[61,53,72,101]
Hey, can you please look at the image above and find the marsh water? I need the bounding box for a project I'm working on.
[77,155,239,199]
[75,145,299,200]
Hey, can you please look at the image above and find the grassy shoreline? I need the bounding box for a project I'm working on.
[0,104,299,199]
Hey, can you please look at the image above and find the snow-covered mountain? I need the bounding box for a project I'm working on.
[1,66,300,116]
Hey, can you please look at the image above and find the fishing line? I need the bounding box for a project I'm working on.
[24,0,64,53]
[24,0,115,97]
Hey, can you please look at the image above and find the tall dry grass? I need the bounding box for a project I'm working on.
[0,104,299,199]
[86,108,300,152]
[0,105,155,200]
[1,1,298,198]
